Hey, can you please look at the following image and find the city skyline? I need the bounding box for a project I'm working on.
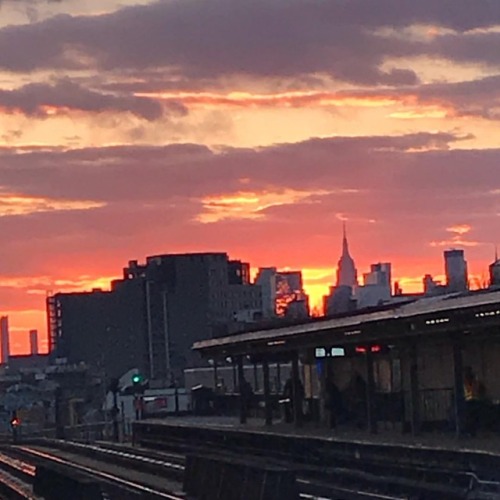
[0,0,500,353]
[3,234,498,355]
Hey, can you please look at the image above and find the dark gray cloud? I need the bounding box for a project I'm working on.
[3,0,500,91]
[416,75,500,120]
[0,1,499,88]
[0,132,497,280]
[0,0,424,84]
[329,74,500,121]
[425,31,500,67]
[0,131,491,204]
[0,78,185,120]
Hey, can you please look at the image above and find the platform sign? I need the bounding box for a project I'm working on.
[330,347,345,357]
[315,346,345,358]
[315,347,327,358]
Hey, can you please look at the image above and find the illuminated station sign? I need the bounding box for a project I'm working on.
[315,347,346,358]
[315,345,386,358]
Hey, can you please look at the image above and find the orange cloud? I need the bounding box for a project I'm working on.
[430,224,480,247]
[0,192,105,217]
[136,89,456,123]
[446,224,472,235]
[196,188,346,223]
[136,90,405,109]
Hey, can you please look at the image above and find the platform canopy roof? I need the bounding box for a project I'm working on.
[193,289,500,358]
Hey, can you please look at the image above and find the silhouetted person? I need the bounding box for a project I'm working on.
[325,378,343,429]
[464,366,486,436]
[347,373,367,429]
[283,376,304,423]
[241,379,254,417]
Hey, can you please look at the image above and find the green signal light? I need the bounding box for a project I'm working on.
[132,374,141,384]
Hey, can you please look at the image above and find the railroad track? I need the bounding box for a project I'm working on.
[0,443,185,500]
[0,451,38,500]
[29,440,406,499]
[57,441,402,500]
[0,439,399,500]
[134,432,500,499]
[4,437,498,499]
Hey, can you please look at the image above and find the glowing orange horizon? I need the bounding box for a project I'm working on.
[4,261,492,356]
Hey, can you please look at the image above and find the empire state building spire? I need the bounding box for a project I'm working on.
[342,221,349,255]
[336,222,358,288]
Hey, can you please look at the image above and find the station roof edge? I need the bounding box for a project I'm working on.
[193,289,500,354]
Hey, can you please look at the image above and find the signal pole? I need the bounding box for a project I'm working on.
[10,411,20,444]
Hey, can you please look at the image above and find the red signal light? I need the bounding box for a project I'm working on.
[10,418,20,427]
[355,345,382,354]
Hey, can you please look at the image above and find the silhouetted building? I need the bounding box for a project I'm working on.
[276,271,309,318]
[354,282,391,309]
[227,284,262,322]
[7,354,49,372]
[255,267,277,318]
[47,284,148,381]
[354,262,392,309]
[255,267,308,319]
[336,223,358,287]
[48,252,262,385]
[444,249,468,292]
[228,260,250,285]
[285,298,310,319]
[364,263,391,289]
[1,316,9,365]
[29,329,38,356]
[325,224,358,315]
[490,254,500,287]
[324,285,356,315]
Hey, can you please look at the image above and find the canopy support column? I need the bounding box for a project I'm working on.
[452,337,465,437]
[365,347,377,434]
[237,356,247,424]
[263,359,272,426]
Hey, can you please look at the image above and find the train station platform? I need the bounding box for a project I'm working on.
[139,415,500,455]
[134,415,500,484]
[133,415,500,497]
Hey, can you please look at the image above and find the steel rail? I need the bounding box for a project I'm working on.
[0,452,38,500]
[16,446,184,500]
[30,440,402,500]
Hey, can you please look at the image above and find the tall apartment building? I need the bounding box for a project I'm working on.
[364,263,392,289]
[29,329,39,355]
[47,281,148,381]
[0,316,9,364]
[444,249,468,292]
[255,267,277,318]
[48,253,262,385]
[276,271,309,318]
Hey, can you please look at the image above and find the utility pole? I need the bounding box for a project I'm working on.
[132,373,143,421]
[55,386,64,439]
[109,378,120,442]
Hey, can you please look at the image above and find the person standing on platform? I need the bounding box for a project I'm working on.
[325,377,343,429]
[347,372,367,429]
[282,376,304,423]
[463,366,486,436]
[241,378,254,418]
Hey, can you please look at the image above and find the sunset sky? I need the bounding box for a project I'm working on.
[0,0,499,354]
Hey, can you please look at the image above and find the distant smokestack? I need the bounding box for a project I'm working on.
[29,329,39,356]
[1,316,10,364]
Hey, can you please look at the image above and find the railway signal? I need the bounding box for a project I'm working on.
[10,413,20,443]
